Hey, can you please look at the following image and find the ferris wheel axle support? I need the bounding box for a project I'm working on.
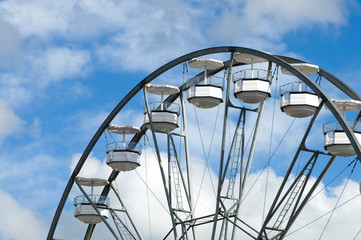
[211,51,235,240]
[218,109,246,239]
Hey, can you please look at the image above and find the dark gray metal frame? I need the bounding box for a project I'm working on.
[47,46,361,240]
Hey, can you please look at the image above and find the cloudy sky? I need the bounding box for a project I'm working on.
[1,0,361,239]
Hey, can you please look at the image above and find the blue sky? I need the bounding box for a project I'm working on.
[1,0,361,239]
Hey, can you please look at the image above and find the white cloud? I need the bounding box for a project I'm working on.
[0,46,92,106]
[0,84,33,107]
[32,47,92,86]
[1,0,204,68]
[57,107,146,152]
[208,0,348,44]
[0,0,70,39]
[61,109,112,146]
[6,0,199,72]
[0,0,353,104]
[0,2,93,104]
[0,13,22,71]
[0,0,129,40]
[0,98,24,144]
[29,117,42,138]
[0,151,67,212]
[70,153,112,180]
[94,0,204,72]
[0,189,47,240]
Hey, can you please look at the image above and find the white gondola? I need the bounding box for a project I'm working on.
[187,58,224,108]
[74,177,110,224]
[280,82,319,118]
[144,84,180,133]
[233,53,270,103]
[106,125,142,171]
[280,63,320,118]
[323,99,361,156]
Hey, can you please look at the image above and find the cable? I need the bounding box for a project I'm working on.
[241,67,296,205]
[134,169,170,215]
[318,160,357,239]
[263,65,279,222]
[193,103,220,210]
[286,193,360,237]
[285,159,361,238]
[141,134,171,214]
[315,74,322,85]
[192,69,227,211]
[144,137,153,239]
[269,157,358,236]
[206,103,221,180]
[308,158,357,203]
[113,180,130,229]
[235,109,261,204]
[269,118,296,160]
[240,115,295,205]
[353,227,361,240]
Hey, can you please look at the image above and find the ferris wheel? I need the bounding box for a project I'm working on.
[47,46,361,240]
